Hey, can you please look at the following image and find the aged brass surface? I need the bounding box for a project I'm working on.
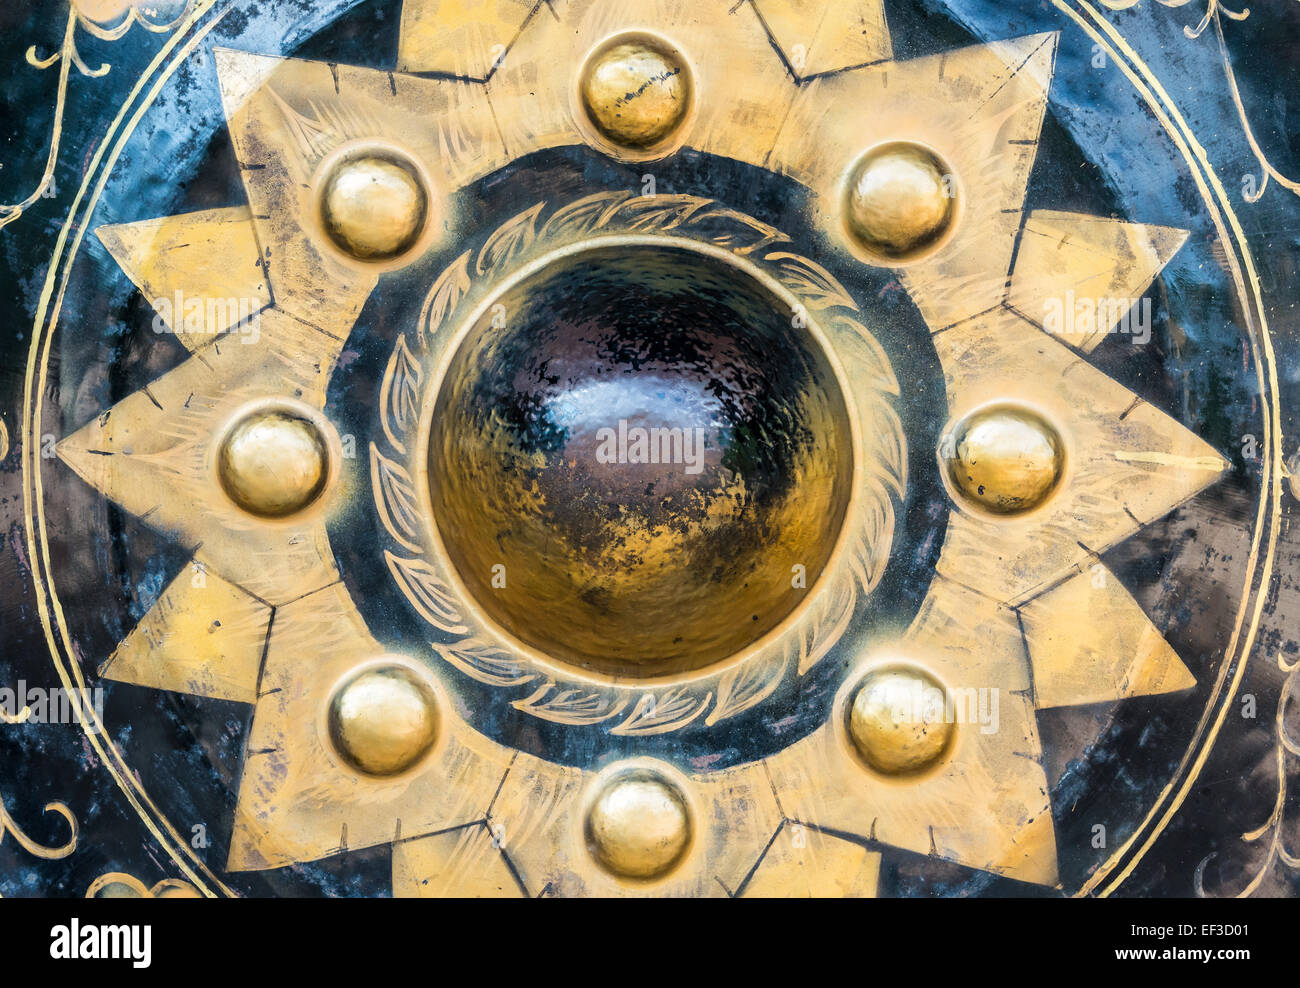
[578,35,692,151]
[31,0,1264,902]
[942,404,1065,516]
[847,666,954,775]
[844,142,957,263]
[327,664,440,777]
[1006,210,1188,353]
[320,154,428,261]
[217,408,329,518]
[585,770,692,880]
[427,242,855,678]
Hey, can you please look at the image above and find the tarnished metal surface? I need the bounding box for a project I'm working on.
[0,0,1297,900]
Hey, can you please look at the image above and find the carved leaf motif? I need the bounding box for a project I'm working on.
[611,688,710,735]
[420,250,472,342]
[613,194,712,231]
[379,335,422,455]
[511,682,627,724]
[829,315,900,395]
[433,637,535,687]
[384,551,469,635]
[541,191,633,240]
[708,655,788,725]
[789,574,857,676]
[845,484,895,597]
[861,396,908,499]
[765,251,858,311]
[476,202,544,276]
[370,445,423,551]
[687,206,791,255]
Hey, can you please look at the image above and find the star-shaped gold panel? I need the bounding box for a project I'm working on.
[59,0,1228,897]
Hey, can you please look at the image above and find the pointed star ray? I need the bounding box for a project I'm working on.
[751,0,892,78]
[932,305,1229,605]
[486,755,784,897]
[768,32,1058,331]
[397,0,541,79]
[100,567,271,703]
[57,309,344,606]
[226,583,513,872]
[214,47,509,335]
[766,577,1059,886]
[96,206,271,352]
[486,0,798,168]
[1008,209,1190,353]
[1019,562,1196,709]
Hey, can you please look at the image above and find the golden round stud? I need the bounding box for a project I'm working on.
[844,141,957,263]
[151,879,203,898]
[217,409,329,518]
[942,404,1065,515]
[320,154,428,260]
[327,664,439,777]
[579,35,691,151]
[86,873,149,898]
[847,666,954,775]
[586,770,692,880]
